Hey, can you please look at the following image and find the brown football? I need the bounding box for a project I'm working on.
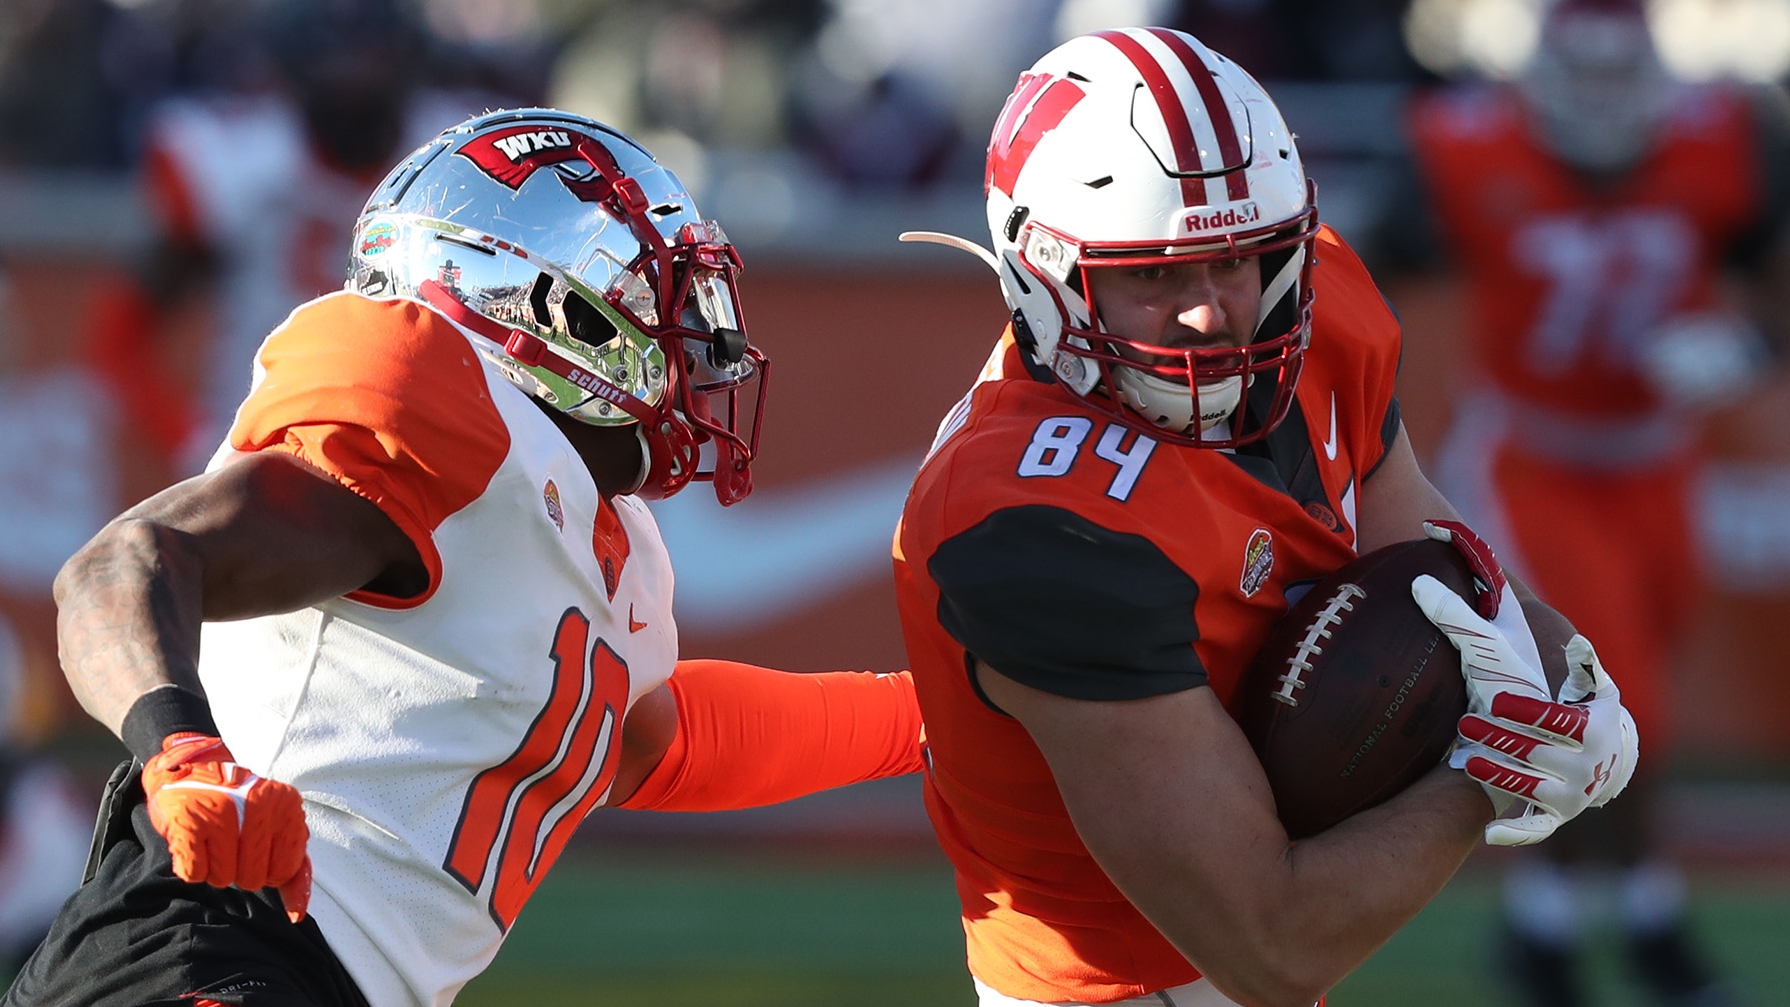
[1237,538,1477,839]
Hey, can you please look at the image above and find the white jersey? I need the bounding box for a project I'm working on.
[142,92,486,462]
[195,291,677,1007]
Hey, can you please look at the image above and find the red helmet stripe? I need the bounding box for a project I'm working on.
[1148,28,1250,202]
[1093,29,1205,207]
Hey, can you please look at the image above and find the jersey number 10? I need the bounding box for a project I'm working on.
[444,607,632,929]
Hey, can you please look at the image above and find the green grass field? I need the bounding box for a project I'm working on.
[459,850,1790,1006]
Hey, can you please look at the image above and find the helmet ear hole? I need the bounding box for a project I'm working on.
[1004,206,1030,243]
[563,290,619,348]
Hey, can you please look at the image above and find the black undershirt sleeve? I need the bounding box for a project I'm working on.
[1367,395,1403,479]
[927,504,1206,702]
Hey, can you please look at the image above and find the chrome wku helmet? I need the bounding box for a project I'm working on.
[349,109,768,505]
[912,27,1317,449]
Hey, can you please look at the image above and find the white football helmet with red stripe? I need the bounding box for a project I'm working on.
[982,28,1317,448]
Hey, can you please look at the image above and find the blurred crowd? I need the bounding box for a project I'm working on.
[0,0,1433,181]
[1,0,1789,1000]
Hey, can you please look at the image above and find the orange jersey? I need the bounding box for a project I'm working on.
[1409,84,1763,420]
[893,227,1401,1002]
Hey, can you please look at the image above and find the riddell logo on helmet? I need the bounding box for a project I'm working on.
[1183,202,1260,234]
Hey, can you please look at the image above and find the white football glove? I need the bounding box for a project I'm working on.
[1420,520,1544,678]
[1411,577,1638,846]
[1459,636,1639,845]
[1411,572,1549,718]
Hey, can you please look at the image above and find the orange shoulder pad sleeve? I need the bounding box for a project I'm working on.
[228,293,512,607]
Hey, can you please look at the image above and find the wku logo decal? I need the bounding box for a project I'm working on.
[457,126,603,193]
[986,72,1086,197]
[493,129,573,161]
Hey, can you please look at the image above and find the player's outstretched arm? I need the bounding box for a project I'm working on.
[607,660,925,810]
[54,450,425,738]
[978,663,1491,1007]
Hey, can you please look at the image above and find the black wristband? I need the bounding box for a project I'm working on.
[120,685,219,763]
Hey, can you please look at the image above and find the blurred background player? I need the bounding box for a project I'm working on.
[1406,0,1790,1003]
[137,0,513,468]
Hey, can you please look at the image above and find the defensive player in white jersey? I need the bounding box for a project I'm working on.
[5,110,924,1007]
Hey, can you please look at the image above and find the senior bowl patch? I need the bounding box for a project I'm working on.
[1240,528,1274,597]
[543,479,564,531]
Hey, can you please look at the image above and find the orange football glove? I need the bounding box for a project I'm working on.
[141,732,311,922]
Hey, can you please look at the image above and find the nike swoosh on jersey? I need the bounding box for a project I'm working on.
[628,605,648,634]
[649,457,917,633]
[1323,393,1339,461]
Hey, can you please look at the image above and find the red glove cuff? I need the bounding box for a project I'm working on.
[141,734,236,795]
[1425,519,1508,619]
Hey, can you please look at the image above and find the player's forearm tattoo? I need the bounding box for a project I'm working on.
[55,520,205,736]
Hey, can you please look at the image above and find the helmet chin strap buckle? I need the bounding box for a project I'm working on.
[712,441,752,507]
[504,330,549,367]
[611,176,649,215]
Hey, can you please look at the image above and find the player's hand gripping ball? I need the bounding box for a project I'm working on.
[141,733,312,921]
[1238,537,1482,838]
[1412,580,1639,846]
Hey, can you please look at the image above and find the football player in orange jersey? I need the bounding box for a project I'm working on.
[1407,1,1787,1003]
[5,110,924,1007]
[894,26,1638,1007]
